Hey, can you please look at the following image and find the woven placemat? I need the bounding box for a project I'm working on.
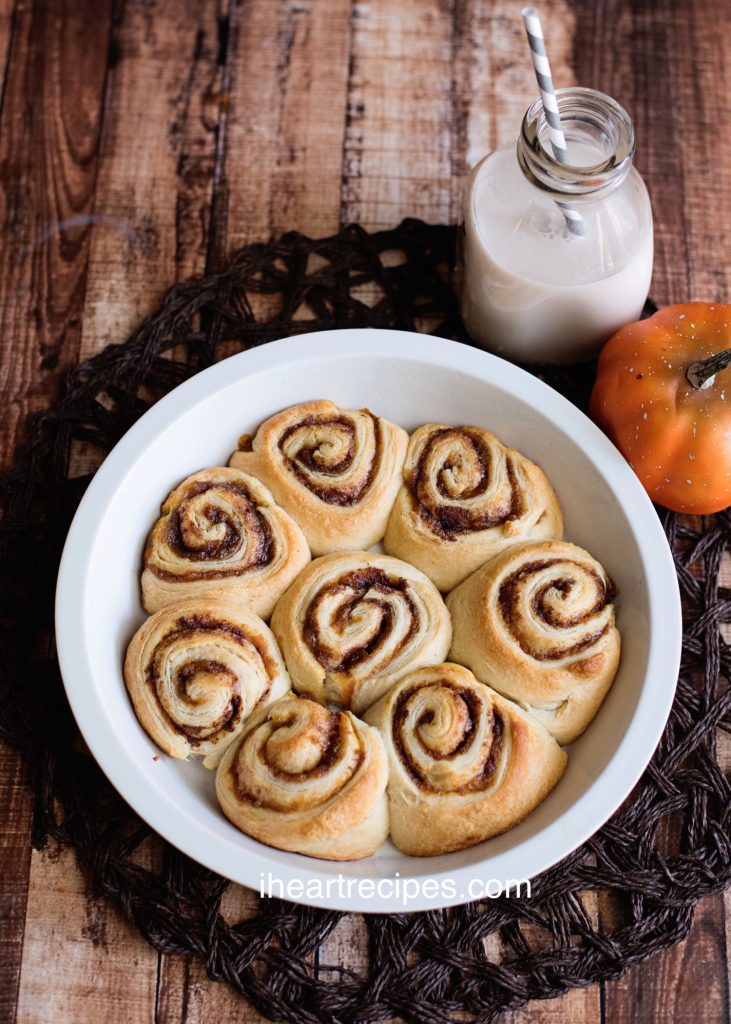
[1,219,729,1024]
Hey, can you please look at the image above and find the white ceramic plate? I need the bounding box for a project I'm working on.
[55,329,681,912]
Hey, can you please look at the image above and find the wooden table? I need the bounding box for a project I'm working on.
[1,1,729,1021]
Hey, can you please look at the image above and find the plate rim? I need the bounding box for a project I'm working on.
[55,327,682,912]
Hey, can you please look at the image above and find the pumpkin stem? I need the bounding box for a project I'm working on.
[686,348,731,390]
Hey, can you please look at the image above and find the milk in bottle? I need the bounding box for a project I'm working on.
[459,88,653,364]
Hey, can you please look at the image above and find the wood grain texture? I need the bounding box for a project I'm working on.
[222,0,351,252]
[15,843,159,1024]
[315,912,369,985]
[506,987,600,1024]
[572,1,730,1017]
[451,0,576,186]
[727,890,731,1016]
[0,2,111,1020]
[77,0,224,362]
[572,0,731,308]
[342,0,454,228]
[0,0,14,94]
[0,0,730,1022]
[155,953,270,1024]
[0,743,33,1023]
[13,2,237,1017]
[0,22,31,1024]
[604,897,730,1024]
[0,0,112,457]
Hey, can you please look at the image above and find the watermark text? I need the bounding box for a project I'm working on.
[260,872,531,906]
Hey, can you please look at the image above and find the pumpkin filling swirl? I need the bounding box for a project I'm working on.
[302,568,419,674]
[230,701,366,812]
[498,558,613,661]
[145,615,277,745]
[278,412,382,506]
[147,479,274,581]
[409,427,525,538]
[392,682,505,793]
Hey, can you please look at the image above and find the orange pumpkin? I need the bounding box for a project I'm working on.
[590,302,731,514]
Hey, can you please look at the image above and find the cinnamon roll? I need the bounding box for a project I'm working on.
[229,400,408,556]
[447,540,621,744]
[363,663,567,855]
[141,468,310,618]
[216,694,389,860]
[384,424,563,591]
[270,551,452,714]
[124,596,291,767]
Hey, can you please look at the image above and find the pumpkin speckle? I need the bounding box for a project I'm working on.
[590,302,731,514]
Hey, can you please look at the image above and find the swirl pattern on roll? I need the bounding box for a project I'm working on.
[124,597,291,767]
[278,410,381,505]
[384,423,563,591]
[363,663,567,855]
[229,400,409,556]
[270,551,452,714]
[215,695,388,860]
[447,540,621,745]
[391,676,506,794]
[408,426,526,534]
[141,468,310,618]
[498,557,614,662]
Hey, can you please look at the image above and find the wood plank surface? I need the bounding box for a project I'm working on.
[0,0,112,1020]
[77,0,224,362]
[223,0,351,251]
[604,896,730,1024]
[341,0,454,227]
[0,0,112,457]
[0,743,33,1022]
[573,1,730,1018]
[16,844,159,1024]
[16,1,233,1016]
[0,17,30,1021]
[0,0,729,1022]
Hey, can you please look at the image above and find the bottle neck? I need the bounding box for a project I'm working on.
[516,87,636,203]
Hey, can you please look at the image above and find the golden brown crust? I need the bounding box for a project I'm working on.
[363,663,567,855]
[215,694,389,860]
[270,551,452,714]
[446,540,621,744]
[229,400,408,556]
[384,423,563,591]
[141,467,310,619]
[124,596,291,768]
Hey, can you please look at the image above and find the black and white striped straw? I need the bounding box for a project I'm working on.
[521,6,584,237]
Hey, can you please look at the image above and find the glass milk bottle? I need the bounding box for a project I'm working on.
[459,88,653,363]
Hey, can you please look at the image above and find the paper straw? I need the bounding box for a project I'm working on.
[521,6,584,237]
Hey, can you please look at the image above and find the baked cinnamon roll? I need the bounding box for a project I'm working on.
[229,400,408,556]
[447,540,621,744]
[124,596,290,767]
[384,424,563,591]
[363,662,567,855]
[270,551,452,713]
[216,694,389,860]
[141,468,310,618]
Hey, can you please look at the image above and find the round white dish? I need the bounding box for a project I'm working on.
[55,329,681,912]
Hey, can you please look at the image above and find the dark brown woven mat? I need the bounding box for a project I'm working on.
[1,219,729,1024]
